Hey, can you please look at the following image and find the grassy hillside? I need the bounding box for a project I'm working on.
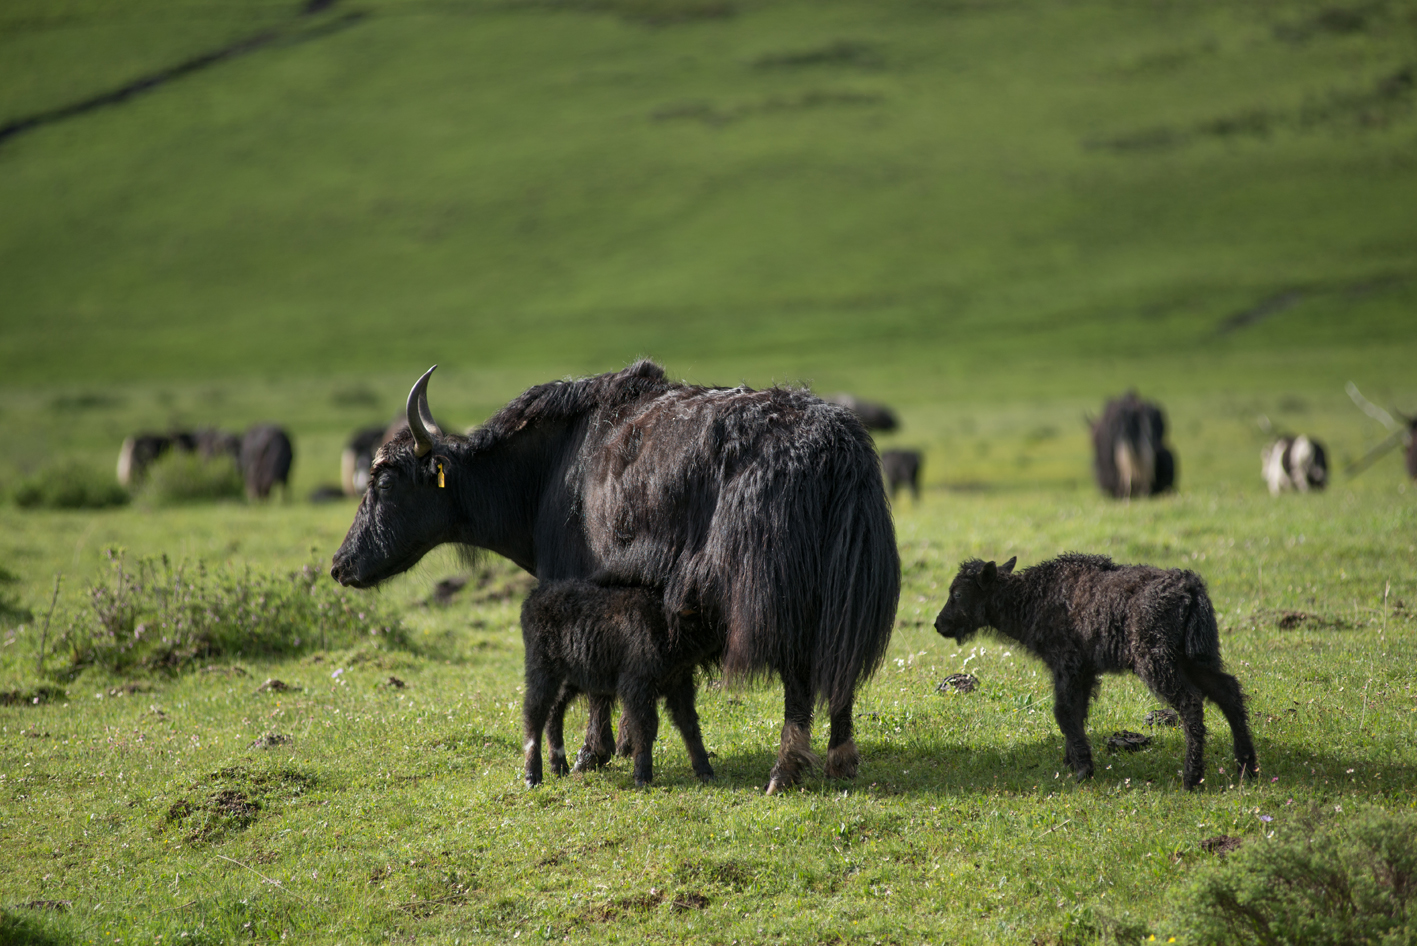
[3,1,1417,943]
[1,0,1414,392]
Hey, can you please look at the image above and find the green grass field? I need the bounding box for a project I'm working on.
[2,0,1416,942]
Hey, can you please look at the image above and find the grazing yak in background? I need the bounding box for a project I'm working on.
[341,425,388,496]
[823,393,899,432]
[1091,391,1175,499]
[935,553,1257,790]
[880,449,922,502]
[239,425,294,500]
[331,361,900,793]
[1261,435,1328,495]
[1345,382,1417,481]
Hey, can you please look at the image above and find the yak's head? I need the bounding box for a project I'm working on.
[933,556,1015,644]
[331,366,458,588]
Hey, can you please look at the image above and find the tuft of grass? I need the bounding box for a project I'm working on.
[0,566,30,624]
[134,451,243,505]
[11,462,128,510]
[57,549,408,674]
[1169,807,1417,945]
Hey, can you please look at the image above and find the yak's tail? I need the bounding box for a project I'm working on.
[1182,577,1223,665]
[720,409,900,708]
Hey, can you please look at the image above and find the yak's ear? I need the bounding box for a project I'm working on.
[978,561,997,588]
[1000,556,1017,576]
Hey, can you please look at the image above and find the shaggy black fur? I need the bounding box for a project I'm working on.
[239,424,294,500]
[520,579,721,787]
[934,553,1257,789]
[331,360,900,792]
[1091,392,1176,499]
[880,449,922,501]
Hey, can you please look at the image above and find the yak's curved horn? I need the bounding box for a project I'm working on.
[406,365,441,458]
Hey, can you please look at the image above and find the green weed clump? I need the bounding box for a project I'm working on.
[11,461,129,510]
[135,451,244,505]
[58,549,407,673]
[1170,808,1417,946]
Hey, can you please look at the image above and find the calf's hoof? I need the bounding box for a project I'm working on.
[825,740,859,780]
[550,754,570,777]
[765,776,795,796]
[525,774,542,788]
[694,766,716,783]
[1072,765,1094,782]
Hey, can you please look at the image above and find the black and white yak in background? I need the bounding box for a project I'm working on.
[341,425,389,496]
[1090,391,1176,499]
[1261,434,1328,495]
[331,361,901,793]
[116,431,198,486]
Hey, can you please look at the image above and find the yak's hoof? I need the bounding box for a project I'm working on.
[765,776,796,796]
[550,756,570,777]
[825,740,859,780]
[1073,767,1094,783]
[695,768,716,783]
[525,775,542,788]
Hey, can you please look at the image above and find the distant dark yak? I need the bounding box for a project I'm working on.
[1091,391,1175,499]
[1261,434,1328,495]
[934,553,1257,789]
[341,425,388,496]
[880,449,922,502]
[824,393,899,432]
[239,424,294,500]
[520,578,721,787]
[331,360,900,792]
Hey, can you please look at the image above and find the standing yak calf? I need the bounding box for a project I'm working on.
[521,579,721,788]
[934,553,1257,789]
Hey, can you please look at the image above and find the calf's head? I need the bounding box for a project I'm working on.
[331,367,455,588]
[933,556,1015,644]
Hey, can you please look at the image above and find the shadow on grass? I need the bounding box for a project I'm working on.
[586,735,1417,798]
[0,908,73,946]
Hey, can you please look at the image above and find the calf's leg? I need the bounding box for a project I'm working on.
[662,670,714,782]
[1183,660,1258,780]
[619,678,659,787]
[544,683,576,778]
[572,695,617,773]
[1052,669,1096,781]
[767,671,817,795]
[522,665,562,788]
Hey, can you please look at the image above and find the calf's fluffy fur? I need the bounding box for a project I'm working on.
[934,553,1257,789]
[520,579,721,788]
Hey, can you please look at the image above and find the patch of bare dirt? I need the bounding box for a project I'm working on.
[1106,731,1152,752]
[936,673,979,694]
[248,732,293,750]
[1144,708,1179,728]
[1200,834,1243,857]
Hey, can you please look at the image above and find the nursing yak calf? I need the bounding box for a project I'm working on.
[935,553,1257,790]
[331,360,899,793]
[520,579,721,787]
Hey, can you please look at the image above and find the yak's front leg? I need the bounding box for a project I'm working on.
[522,670,562,788]
[766,671,817,795]
[1052,669,1096,782]
[572,694,617,773]
[663,670,714,782]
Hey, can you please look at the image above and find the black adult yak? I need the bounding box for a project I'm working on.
[330,361,900,792]
[880,449,922,502]
[1091,391,1175,499]
[239,424,294,500]
[116,430,199,486]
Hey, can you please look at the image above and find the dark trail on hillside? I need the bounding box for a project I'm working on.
[0,6,364,148]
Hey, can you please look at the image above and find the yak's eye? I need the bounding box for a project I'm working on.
[375,472,394,491]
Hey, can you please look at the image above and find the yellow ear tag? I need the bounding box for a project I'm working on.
[437,463,445,488]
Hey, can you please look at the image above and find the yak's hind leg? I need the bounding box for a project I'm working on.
[824,693,858,780]
[1136,660,1208,790]
[663,670,715,782]
[1051,668,1097,781]
[545,683,576,777]
[767,671,818,795]
[572,695,617,773]
[1183,659,1258,780]
[619,678,660,787]
[522,670,562,788]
